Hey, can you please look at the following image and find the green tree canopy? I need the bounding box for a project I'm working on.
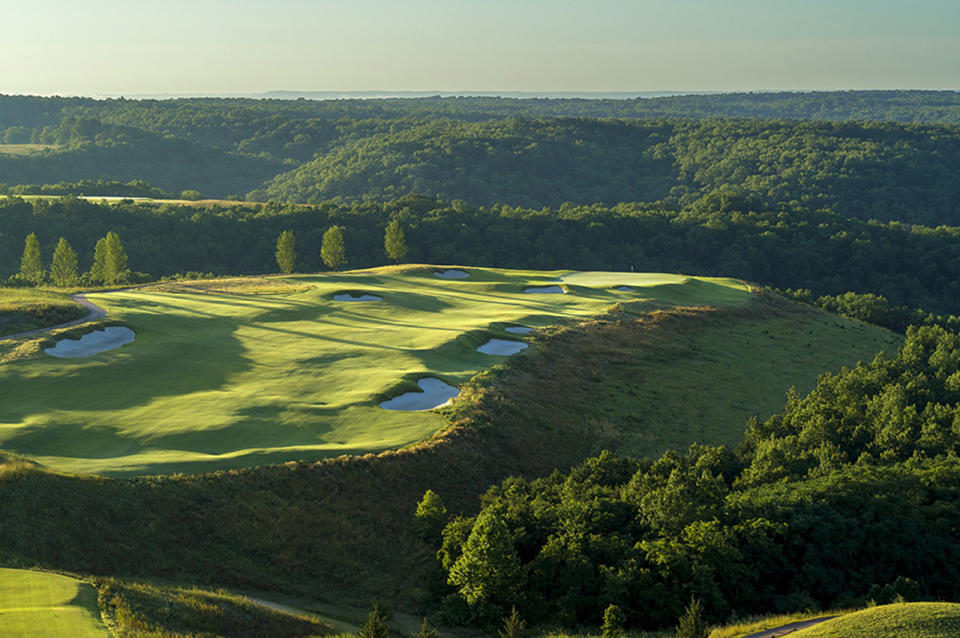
[320,225,346,270]
[602,604,626,638]
[675,598,709,638]
[498,607,526,638]
[448,508,523,611]
[19,233,43,285]
[50,237,79,287]
[413,489,447,541]
[358,604,390,638]
[275,230,296,273]
[89,231,128,285]
[384,218,408,263]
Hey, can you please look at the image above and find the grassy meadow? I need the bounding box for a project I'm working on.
[0,266,749,475]
[0,568,109,637]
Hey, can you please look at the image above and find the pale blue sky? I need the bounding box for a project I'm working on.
[2,0,958,95]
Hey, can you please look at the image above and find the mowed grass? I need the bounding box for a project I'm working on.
[794,603,960,637]
[0,266,749,476]
[0,568,109,637]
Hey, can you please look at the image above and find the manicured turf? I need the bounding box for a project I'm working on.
[0,568,109,637]
[0,266,750,476]
[793,603,960,637]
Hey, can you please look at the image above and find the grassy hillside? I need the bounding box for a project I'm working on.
[794,603,960,637]
[0,288,901,606]
[0,568,109,637]
[96,578,336,637]
[0,267,748,476]
[0,288,86,336]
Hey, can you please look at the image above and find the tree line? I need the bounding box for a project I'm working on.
[14,230,131,287]
[4,195,960,317]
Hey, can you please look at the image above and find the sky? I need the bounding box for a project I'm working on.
[1,0,959,96]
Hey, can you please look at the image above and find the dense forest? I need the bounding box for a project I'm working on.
[2,92,960,226]
[431,325,960,630]
[4,195,960,316]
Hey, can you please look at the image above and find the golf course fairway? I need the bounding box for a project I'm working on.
[0,568,109,637]
[0,266,749,476]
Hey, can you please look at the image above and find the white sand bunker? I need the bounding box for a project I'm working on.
[505,326,533,334]
[379,378,460,411]
[524,285,565,294]
[334,293,382,302]
[45,326,136,358]
[615,286,633,291]
[434,269,469,279]
[478,338,529,356]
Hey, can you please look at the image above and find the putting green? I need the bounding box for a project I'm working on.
[0,266,749,476]
[0,568,109,637]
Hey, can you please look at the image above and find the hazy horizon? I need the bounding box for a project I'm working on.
[3,1,958,96]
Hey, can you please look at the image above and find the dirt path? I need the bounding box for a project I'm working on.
[241,596,358,633]
[0,293,108,341]
[742,615,836,638]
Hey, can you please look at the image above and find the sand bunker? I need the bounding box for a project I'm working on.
[524,285,565,294]
[615,286,633,291]
[334,293,382,302]
[504,326,533,334]
[478,338,529,356]
[379,378,460,411]
[45,326,135,358]
[434,269,469,279]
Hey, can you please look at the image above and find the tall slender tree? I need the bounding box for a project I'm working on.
[384,218,408,263]
[19,233,43,285]
[321,225,346,270]
[276,230,296,273]
[104,231,128,284]
[89,236,109,283]
[358,604,390,638]
[50,237,79,287]
[675,598,709,638]
[90,231,128,285]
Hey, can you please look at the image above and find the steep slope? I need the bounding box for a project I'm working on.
[0,292,900,606]
[260,117,960,225]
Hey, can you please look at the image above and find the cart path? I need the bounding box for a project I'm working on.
[742,615,837,638]
[0,293,107,341]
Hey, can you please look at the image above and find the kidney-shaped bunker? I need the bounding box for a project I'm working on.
[524,285,565,294]
[334,293,383,302]
[434,269,469,279]
[478,338,529,356]
[379,378,460,411]
[45,326,136,358]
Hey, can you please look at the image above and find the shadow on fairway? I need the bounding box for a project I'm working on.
[0,314,250,416]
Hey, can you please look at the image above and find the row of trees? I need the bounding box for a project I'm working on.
[18,230,128,287]
[274,219,407,273]
[5,194,960,315]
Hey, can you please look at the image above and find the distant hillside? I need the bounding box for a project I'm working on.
[1,92,960,222]
[258,117,960,224]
